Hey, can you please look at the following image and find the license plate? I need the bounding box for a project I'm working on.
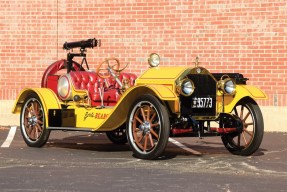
[192,97,213,108]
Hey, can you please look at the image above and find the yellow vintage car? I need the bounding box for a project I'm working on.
[12,38,267,160]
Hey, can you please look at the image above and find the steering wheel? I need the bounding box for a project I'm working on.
[96,58,127,79]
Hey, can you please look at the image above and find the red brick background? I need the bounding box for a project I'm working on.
[0,0,286,106]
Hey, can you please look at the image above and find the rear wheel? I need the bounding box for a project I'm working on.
[221,100,264,156]
[127,94,170,160]
[106,124,127,144]
[20,93,50,147]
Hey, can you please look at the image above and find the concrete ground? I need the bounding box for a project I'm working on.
[0,127,286,192]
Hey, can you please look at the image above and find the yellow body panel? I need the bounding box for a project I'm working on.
[142,84,177,100]
[136,67,189,91]
[71,84,179,131]
[12,84,179,132]
[67,106,113,129]
[12,88,62,127]
[138,66,189,80]
[222,85,268,113]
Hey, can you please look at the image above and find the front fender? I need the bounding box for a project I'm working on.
[12,88,62,126]
[223,85,267,113]
[140,84,177,100]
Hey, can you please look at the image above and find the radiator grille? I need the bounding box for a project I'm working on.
[180,74,217,117]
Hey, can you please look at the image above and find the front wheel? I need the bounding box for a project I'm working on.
[127,94,170,160]
[20,93,50,147]
[221,100,264,156]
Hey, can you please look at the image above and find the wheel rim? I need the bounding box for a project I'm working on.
[230,103,255,149]
[130,101,161,153]
[21,98,45,142]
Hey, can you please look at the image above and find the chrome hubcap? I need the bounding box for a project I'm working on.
[139,121,151,134]
[28,115,38,126]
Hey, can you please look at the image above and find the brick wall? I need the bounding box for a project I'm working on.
[0,0,286,106]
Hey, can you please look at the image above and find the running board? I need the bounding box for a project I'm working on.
[47,127,95,132]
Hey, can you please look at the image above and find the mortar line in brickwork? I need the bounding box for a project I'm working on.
[57,0,59,59]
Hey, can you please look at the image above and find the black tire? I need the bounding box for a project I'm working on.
[126,94,170,160]
[221,100,264,156]
[20,93,50,147]
[106,124,127,144]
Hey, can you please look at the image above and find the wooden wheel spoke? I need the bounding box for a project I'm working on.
[242,132,248,145]
[138,133,144,143]
[240,105,244,119]
[24,115,29,125]
[36,123,43,132]
[37,110,43,118]
[243,129,254,137]
[26,125,33,135]
[237,134,241,147]
[146,106,151,121]
[233,107,239,117]
[136,136,144,150]
[150,112,157,122]
[26,106,33,115]
[150,128,159,139]
[243,111,251,122]
[137,143,144,150]
[245,122,253,126]
[31,126,36,140]
[148,134,154,147]
[143,135,148,152]
[34,102,39,115]
[135,116,143,124]
[37,120,43,125]
[133,128,144,140]
[151,122,159,128]
[35,126,39,139]
[31,102,36,114]
[37,113,43,119]
[140,108,146,121]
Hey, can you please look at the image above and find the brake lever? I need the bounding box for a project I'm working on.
[107,67,123,88]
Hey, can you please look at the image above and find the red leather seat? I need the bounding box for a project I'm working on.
[69,71,136,106]
[42,59,137,106]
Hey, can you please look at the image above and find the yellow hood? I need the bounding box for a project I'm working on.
[136,66,190,85]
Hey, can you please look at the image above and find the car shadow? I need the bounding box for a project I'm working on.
[47,134,131,152]
[46,133,266,160]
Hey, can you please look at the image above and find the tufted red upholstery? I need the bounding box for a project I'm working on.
[69,71,137,106]
[41,60,65,90]
[41,59,83,88]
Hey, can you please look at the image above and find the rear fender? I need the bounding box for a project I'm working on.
[97,85,179,131]
[12,88,61,126]
[223,85,267,113]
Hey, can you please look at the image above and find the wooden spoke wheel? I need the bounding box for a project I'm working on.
[221,100,264,156]
[127,94,170,160]
[20,93,50,147]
